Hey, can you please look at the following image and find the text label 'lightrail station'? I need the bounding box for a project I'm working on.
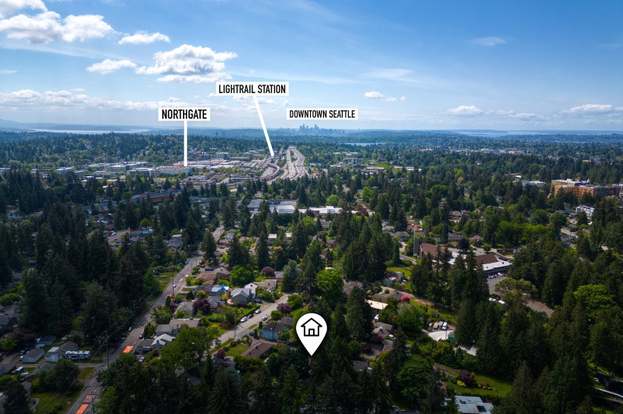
[215,81,289,96]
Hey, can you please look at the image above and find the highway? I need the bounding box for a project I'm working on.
[268,146,308,182]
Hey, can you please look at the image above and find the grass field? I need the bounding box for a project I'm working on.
[436,364,511,400]
[34,390,80,414]
[226,342,249,357]
[387,265,413,278]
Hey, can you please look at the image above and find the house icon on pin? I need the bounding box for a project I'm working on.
[301,317,322,336]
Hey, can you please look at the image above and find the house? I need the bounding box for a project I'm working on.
[576,204,595,219]
[156,318,199,336]
[45,346,62,363]
[256,279,277,292]
[474,253,512,276]
[419,243,447,259]
[135,339,154,354]
[170,318,200,333]
[372,321,393,340]
[197,271,217,285]
[167,234,183,250]
[64,350,91,361]
[213,267,231,280]
[35,336,55,349]
[242,340,275,359]
[231,285,255,306]
[210,284,229,296]
[22,348,45,363]
[343,280,363,296]
[243,282,258,296]
[301,318,322,337]
[454,396,494,414]
[305,206,343,216]
[59,341,79,355]
[260,318,293,342]
[366,299,388,312]
[371,287,414,304]
[260,266,276,277]
[175,301,194,317]
[230,288,250,306]
[212,351,236,370]
[152,333,175,349]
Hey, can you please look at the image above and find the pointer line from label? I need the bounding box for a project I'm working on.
[183,120,188,167]
[253,95,275,157]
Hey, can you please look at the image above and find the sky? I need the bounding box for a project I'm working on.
[0,0,622,130]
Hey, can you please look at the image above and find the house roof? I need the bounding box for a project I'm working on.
[23,348,45,362]
[243,340,275,358]
[420,243,447,257]
[170,318,200,330]
[474,253,499,266]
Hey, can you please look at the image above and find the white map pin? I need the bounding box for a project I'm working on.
[296,312,327,356]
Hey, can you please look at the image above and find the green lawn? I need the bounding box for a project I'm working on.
[226,342,249,357]
[436,364,511,400]
[387,265,413,278]
[34,390,80,414]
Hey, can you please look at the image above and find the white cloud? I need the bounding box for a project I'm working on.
[364,90,384,99]
[0,68,16,74]
[87,58,137,74]
[386,96,407,102]
[0,0,46,18]
[566,104,622,114]
[136,44,237,83]
[448,105,543,121]
[0,10,113,43]
[471,36,506,47]
[448,105,483,116]
[119,31,170,45]
[0,88,182,110]
[364,90,407,102]
[62,14,113,42]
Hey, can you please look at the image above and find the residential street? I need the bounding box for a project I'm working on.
[67,227,223,413]
[217,293,290,344]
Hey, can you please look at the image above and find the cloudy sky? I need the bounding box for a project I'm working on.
[0,0,622,129]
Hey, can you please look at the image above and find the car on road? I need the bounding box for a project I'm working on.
[240,316,248,323]
[254,309,261,315]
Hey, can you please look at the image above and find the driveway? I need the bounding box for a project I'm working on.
[217,294,290,343]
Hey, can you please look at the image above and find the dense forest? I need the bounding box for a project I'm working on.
[0,131,622,413]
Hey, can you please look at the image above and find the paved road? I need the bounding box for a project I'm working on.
[217,294,290,344]
[67,227,224,414]
[272,146,308,182]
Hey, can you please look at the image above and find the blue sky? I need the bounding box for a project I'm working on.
[0,0,622,129]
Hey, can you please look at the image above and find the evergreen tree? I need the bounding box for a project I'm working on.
[202,229,217,263]
[255,231,270,270]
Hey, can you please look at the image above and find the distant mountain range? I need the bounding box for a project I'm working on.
[0,118,156,133]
